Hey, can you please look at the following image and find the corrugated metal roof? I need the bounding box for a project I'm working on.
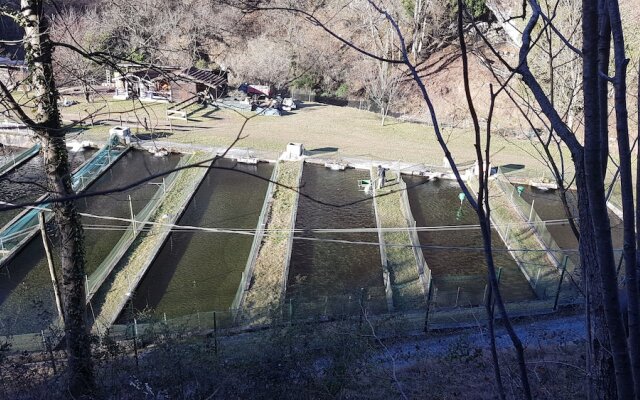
[178,67,227,88]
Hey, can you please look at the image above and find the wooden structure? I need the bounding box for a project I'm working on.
[112,64,228,103]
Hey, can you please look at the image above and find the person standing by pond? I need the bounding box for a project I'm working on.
[376,165,385,189]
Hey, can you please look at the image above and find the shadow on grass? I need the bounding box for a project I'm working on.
[306,147,339,156]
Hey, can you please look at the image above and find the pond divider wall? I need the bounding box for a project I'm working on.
[369,169,396,312]
[0,139,128,268]
[89,153,212,332]
[85,155,194,304]
[279,162,303,303]
[493,172,579,301]
[474,173,578,301]
[0,143,40,178]
[397,177,433,296]
[230,162,280,312]
[237,160,303,325]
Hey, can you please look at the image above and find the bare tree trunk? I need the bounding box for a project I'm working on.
[597,0,611,176]
[607,0,640,394]
[21,0,95,396]
[577,167,617,399]
[457,4,531,397]
[582,1,634,398]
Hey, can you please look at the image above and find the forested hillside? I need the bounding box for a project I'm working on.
[4,0,637,131]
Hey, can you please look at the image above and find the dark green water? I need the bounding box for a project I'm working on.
[286,164,386,315]
[404,177,536,307]
[0,150,180,335]
[0,149,94,228]
[124,159,273,320]
[517,185,624,265]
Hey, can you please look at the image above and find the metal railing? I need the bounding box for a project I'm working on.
[370,168,394,312]
[0,143,40,177]
[398,178,433,297]
[490,172,579,300]
[0,137,128,264]
[85,156,191,302]
[279,161,304,303]
[230,162,280,311]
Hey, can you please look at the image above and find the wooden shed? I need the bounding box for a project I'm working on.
[112,65,227,103]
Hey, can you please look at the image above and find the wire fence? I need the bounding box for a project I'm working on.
[288,89,472,129]
[230,162,280,311]
[490,172,580,300]
[0,138,127,260]
[85,156,191,302]
[3,288,583,354]
[370,169,394,312]
[0,143,40,177]
[90,153,213,330]
[398,178,433,297]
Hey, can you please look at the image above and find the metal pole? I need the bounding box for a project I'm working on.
[41,331,57,374]
[424,283,434,333]
[213,311,218,355]
[289,298,293,325]
[529,199,535,222]
[39,212,64,323]
[129,195,135,234]
[359,287,365,327]
[482,284,488,304]
[553,255,568,310]
[133,318,139,369]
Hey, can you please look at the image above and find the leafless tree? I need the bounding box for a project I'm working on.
[1,1,95,396]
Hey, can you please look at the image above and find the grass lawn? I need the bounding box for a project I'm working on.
[240,160,302,324]
[55,96,569,175]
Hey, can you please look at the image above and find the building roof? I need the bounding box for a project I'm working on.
[178,67,227,88]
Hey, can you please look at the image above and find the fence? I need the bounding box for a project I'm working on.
[2,286,583,354]
[0,143,40,177]
[0,137,128,263]
[85,156,191,302]
[0,119,33,135]
[288,89,472,129]
[490,172,580,300]
[370,168,394,312]
[90,153,213,330]
[397,178,433,300]
[230,162,280,311]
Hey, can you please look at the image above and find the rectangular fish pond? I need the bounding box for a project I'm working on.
[118,159,273,322]
[0,150,179,335]
[285,164,387,318]
[404,176,537,307]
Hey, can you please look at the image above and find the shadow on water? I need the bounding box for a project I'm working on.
[0,150,180,335]
[121,159,274,321]
[286,164,386,315]
[404,176,536,307]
